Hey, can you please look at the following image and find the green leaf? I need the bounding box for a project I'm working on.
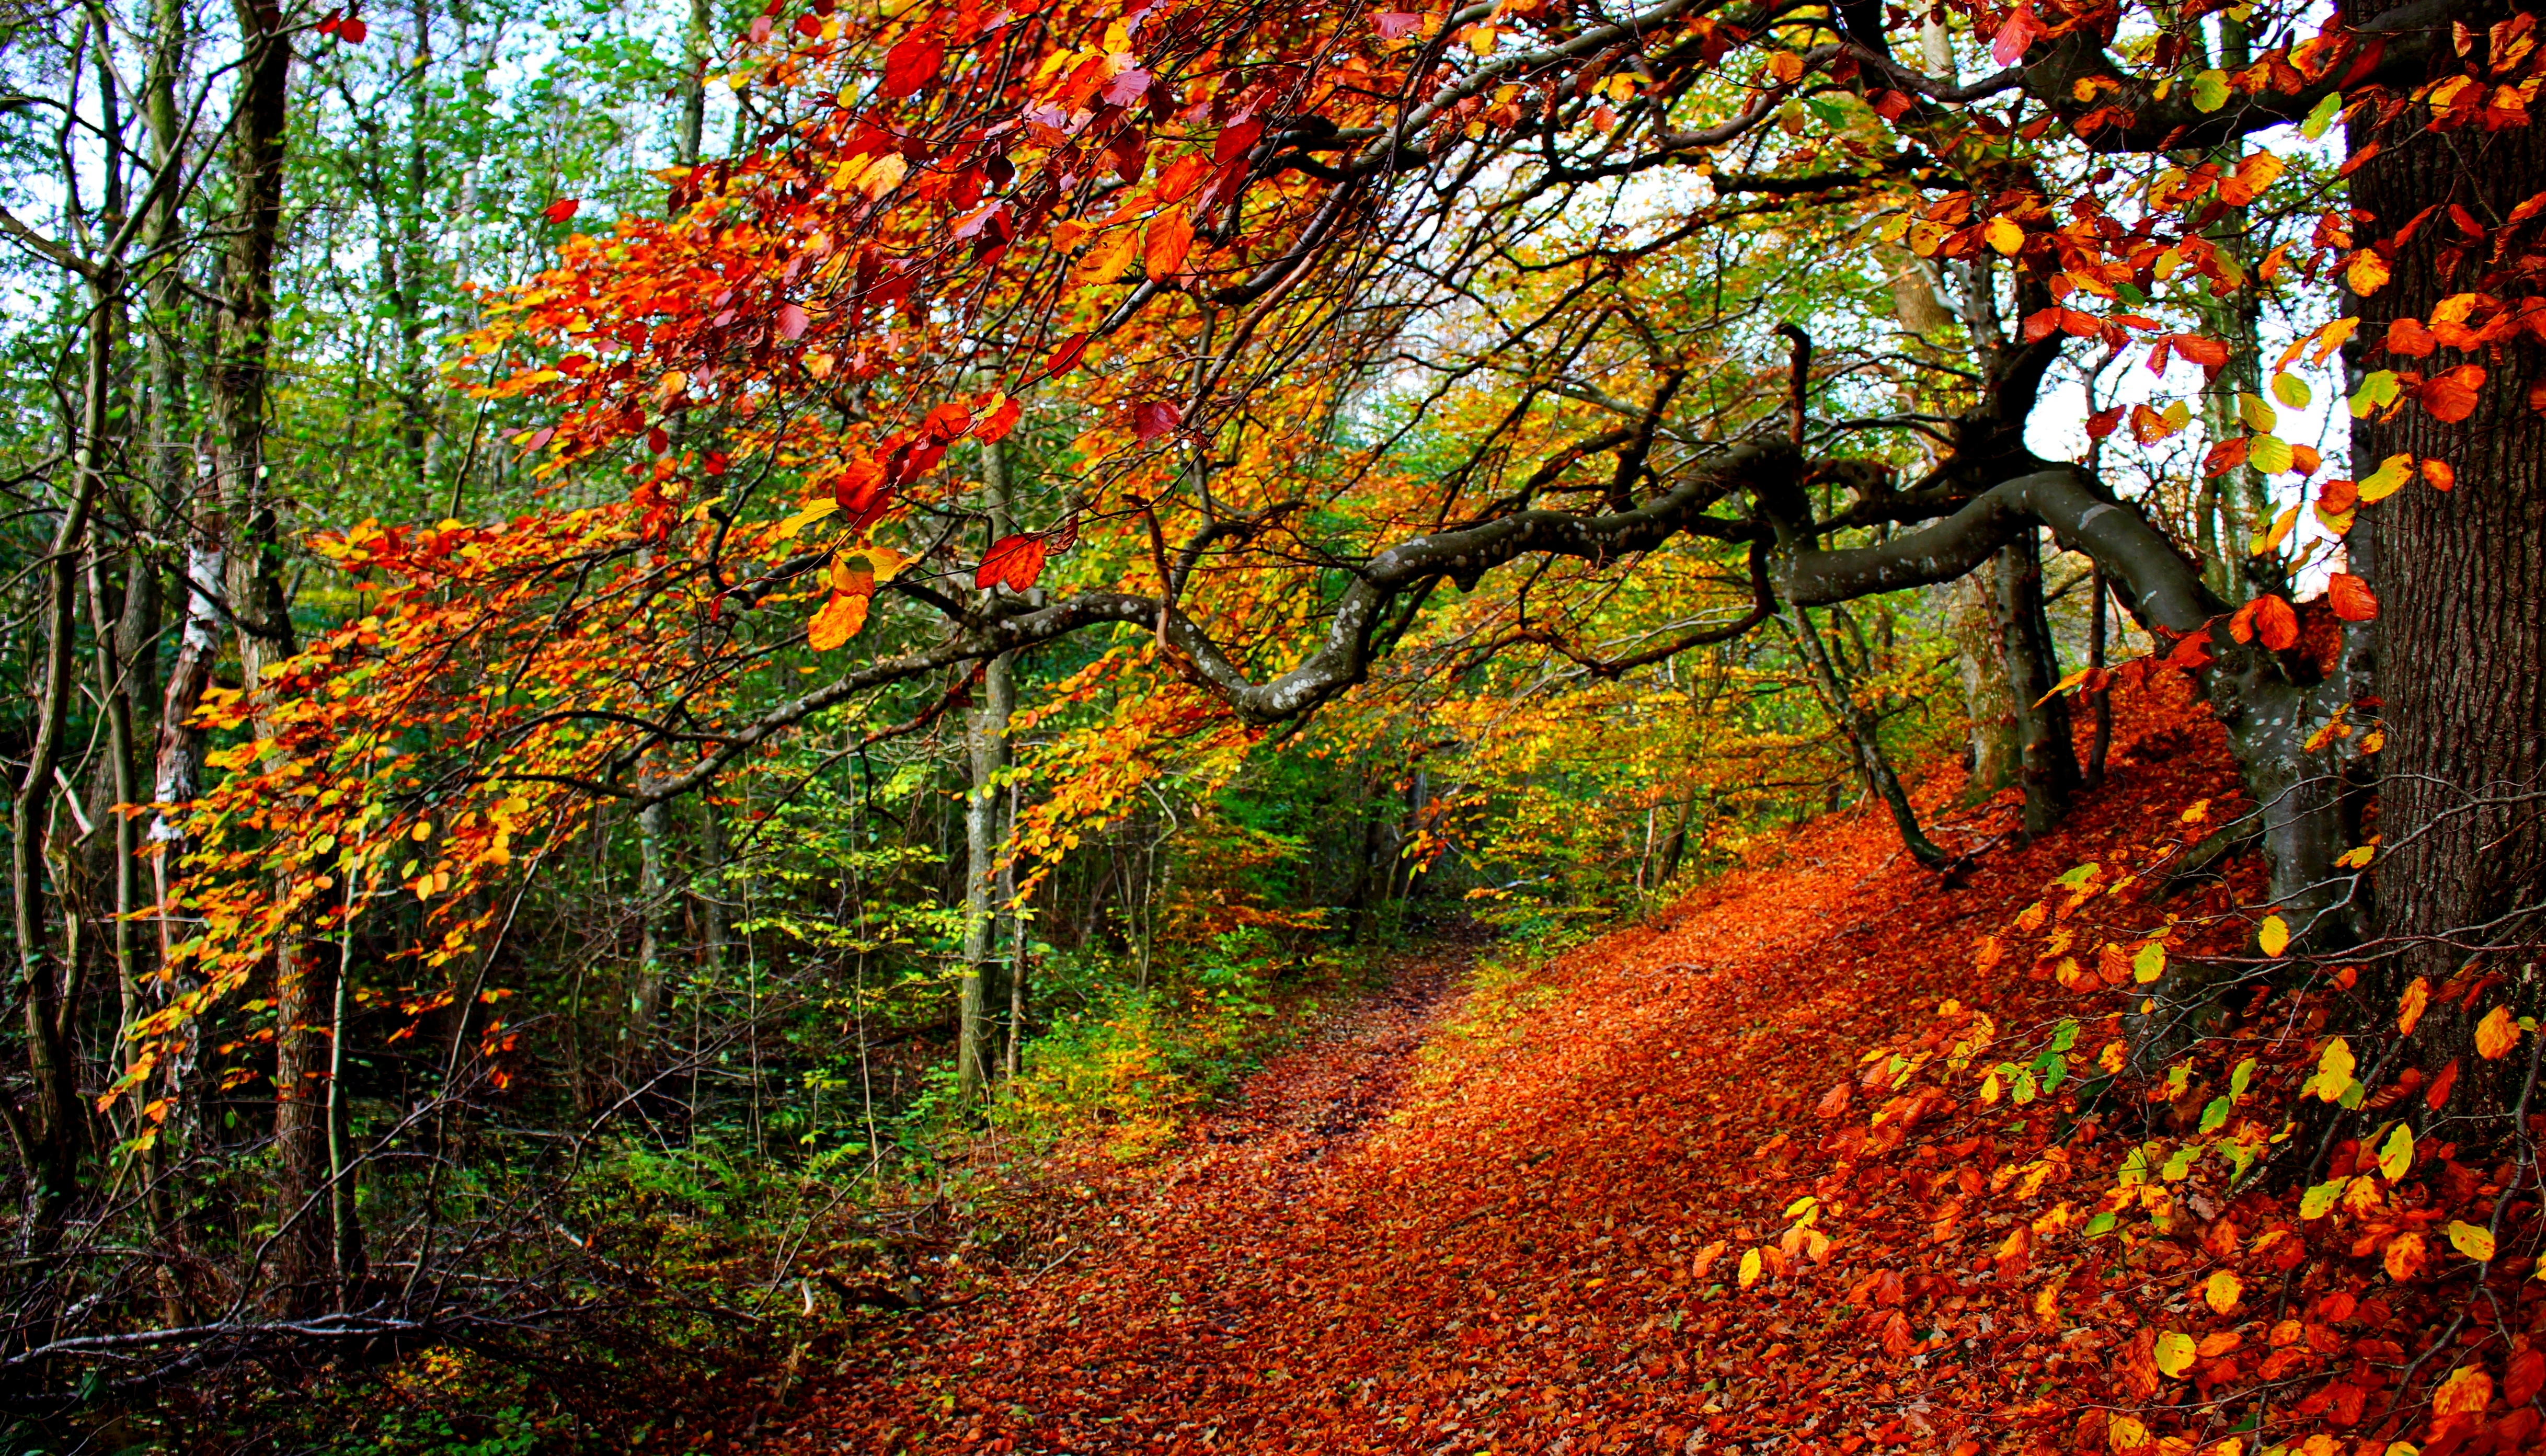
[2271,372,2313,408]
[2199,1096,2231,1133]
[2050,1018,2081,1053]
[2349,369,2402,419]
[2237,392,2279,433]
[2085,1210,2119,1237]
[2192,70,2231,112]
[2300,1176,2349,1219]
[2230,1056,2257,1097]
[2248,433,2295,475]
[2302,89,2344,140]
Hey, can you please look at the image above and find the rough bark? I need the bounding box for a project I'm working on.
[1990,530,2080,838]
[2348,22,2546,1055]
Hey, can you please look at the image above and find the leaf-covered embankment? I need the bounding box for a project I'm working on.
[785,676,2267,1453]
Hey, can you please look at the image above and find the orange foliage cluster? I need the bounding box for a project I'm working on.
[773,679,2544,1455]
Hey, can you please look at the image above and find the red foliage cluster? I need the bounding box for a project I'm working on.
[774,679,2540,1454]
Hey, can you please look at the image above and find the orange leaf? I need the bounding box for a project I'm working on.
[2326,572,2379,622]
[808,591,870,650]
[978,533,1048,592]
[2423,458,2457,490]
[2420,364,2486,422]
[1145,209,1197,281]
[2251,594,2299,650]
[1815,1082,1850,1119]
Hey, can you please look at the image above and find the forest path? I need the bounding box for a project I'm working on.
[777,681,2243,1456]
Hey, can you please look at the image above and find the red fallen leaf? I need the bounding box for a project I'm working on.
[978,533,1048,591]
[776,302,809,340]
[1045,333,1091,377]
[1815,1082,1850,1119]
[2021,307,2063,344]
[1872,88,1914,120]
[2085,405,2123,440]
[542,197,580,224]
[1373,10,1423,38]
[2508,1348,2546,1407]
[2419,364,2484,422]
[647,427,669,455]
[976,394,1023,443]
[793,10,820,36]
[2423,458,2456,490]
[703,450,729,477]
[2319,477,2360,513]
[1104,67,1151,105]
[2325,572,2379,622]
[2202,437,2250,476]
[339,14,367,42]
[883,37,943,97]
[1134,398,1183,442]
[1989,5,2038,65]
[921,402,973,442]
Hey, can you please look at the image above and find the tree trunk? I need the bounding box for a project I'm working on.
[9,280,116,1234]
[1991,530,2080,838]
[2348,43,2546,1062]
[1785,609,1948,868]
[212,0,330,1313]
[958,656,1012,1103]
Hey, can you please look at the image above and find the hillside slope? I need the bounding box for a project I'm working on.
[782,678,2263,1454]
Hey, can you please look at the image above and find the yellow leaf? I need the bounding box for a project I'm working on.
[2109,1415,2151,1451]
[774,497,839,540]
[856,152,908,199]
[2272,371,2313,408]
[1985,217,2025,255]
[2312,1035,2354,1103]
[2133,942,2167,984]
[2258,915,2290,957]
[2357,452,2415,501]
[2248,435,2297,478]
[1466,22,1497,53]
[2446,1220,2497,1263]
[2476,1004,2520,1060]
[1737,1246,1763,1289]
[2237,392,2279,433]
[2154,1329,2198,1378]
[807,591,870,650]
[1769,49,1804,83]
[2203,1270,2243,1313]
[1077,227,1142,284]
[2379,1122,2414,1181]
[2435,1363,2494,1415]
[2346,248,2392,296]
[2399,976,2431,1034]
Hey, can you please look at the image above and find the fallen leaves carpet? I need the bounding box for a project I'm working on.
[778,678,2254,1454]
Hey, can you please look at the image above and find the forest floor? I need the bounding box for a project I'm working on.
[772,675,2257,1455]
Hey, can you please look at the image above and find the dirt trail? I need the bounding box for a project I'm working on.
[778,680,2249,1455]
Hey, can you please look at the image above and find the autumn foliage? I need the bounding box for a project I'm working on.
[759,682,2546,1456]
